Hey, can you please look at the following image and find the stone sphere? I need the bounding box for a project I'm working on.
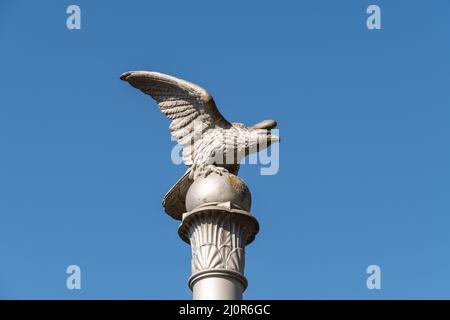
[185,173,251,212]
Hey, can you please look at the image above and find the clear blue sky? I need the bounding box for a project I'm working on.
[1,0,449,299]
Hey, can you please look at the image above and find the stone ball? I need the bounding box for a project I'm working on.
[185,173,251,212]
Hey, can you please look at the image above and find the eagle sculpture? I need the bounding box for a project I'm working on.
[120,71,279,219]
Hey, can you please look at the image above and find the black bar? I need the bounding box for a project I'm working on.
[0,300,447,318]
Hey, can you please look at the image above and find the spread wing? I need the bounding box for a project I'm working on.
[120,71,231,166]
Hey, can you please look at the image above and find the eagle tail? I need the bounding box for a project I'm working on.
[162,168,193,220]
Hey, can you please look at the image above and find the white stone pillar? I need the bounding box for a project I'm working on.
[178,174,259,300]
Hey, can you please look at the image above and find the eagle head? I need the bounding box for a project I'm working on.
[246,119,280,153]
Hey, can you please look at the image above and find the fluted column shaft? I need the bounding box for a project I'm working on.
[178,206,259,300]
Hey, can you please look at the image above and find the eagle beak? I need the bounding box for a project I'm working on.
[269,134,280,143]
[251,119,277,130]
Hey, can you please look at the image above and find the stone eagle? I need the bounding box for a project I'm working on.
[120,71,279,219]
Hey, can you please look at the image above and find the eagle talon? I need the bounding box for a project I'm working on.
[192,165,229,179]
[209,166,228,176]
